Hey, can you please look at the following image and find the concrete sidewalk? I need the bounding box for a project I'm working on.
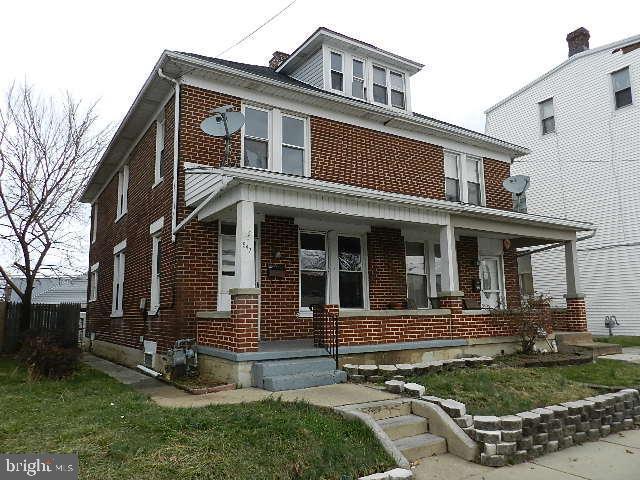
[82,353,397,408]
[602,347,640,364]
[414,429,640,480]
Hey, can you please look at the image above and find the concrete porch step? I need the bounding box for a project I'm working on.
[393,433,447,461]
[261,370,347,391]
[555,332,622,356]
[378,414,428,440]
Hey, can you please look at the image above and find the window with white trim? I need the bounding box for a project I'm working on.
[612,67,633,109]
[406,242,429,308]
[539,98,555,134]
[116,165,129,219]
[338,236,364,309]
[444,152,460,202]
[464,155,482,206]
[330,51,344,91]
[352,58,366,99]
[433,243,442,294]
[91,204,98,244]
[300,232,327,308]
[390,71,405,109]
[89,263,99,302]
[112,249,125,316]
[372,65,405,109]
[372,65,388,104]
[243,106,269,169]
[154,113,165,184]
[150,234,161,313]
[242,105,309,176]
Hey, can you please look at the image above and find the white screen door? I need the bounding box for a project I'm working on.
[479,256,504,309]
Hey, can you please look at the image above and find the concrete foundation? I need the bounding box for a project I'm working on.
[199,353,253,387]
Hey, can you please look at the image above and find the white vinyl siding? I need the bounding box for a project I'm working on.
[290,48,324,89]
[486,42,640,334]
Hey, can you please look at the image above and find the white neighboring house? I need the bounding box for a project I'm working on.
[485,27,640,336]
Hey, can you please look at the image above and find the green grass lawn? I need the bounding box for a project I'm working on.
[408,359,640,416]
[594,336,640,348]
[0,358,393,480]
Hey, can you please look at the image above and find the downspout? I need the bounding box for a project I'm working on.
[516,228,597,257]
[157,68,181,242]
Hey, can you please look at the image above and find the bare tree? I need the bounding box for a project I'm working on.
[0,82,108,330]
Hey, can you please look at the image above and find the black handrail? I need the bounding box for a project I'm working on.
[310,304,340,370]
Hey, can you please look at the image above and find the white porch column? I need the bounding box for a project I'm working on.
[439,222,461,295]
[235,200,255,289]
[564,239,582,297]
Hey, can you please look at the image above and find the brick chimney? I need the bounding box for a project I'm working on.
[269,51,290,70]
[566,27,590,57]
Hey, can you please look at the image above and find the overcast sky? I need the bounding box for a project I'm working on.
[2,0,639,274]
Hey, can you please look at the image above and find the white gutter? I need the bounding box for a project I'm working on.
[517,228,597,256]
[157,68,181,242]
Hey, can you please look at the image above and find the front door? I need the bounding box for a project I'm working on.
[479,256,504,309]
[218,221,260,311]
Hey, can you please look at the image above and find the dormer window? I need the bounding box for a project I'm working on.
[373,66,387,104]
[390,71,405,109]
[372,65,406,109]
[330,52,343,91]
[352,59,365,99]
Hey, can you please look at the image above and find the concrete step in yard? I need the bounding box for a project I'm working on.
[393,433,447,461]
[555,332,622,356]
[378,414,428,440]
[252,357,346,391]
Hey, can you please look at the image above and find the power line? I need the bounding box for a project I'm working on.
[215,0,298,58]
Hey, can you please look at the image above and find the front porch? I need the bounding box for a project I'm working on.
[187,166,592,377]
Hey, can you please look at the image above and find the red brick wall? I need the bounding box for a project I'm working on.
[311,116,445,199]
[503,247,521,308]
[367,227,407,309]
[552,298,588,332]
[483,158,512,210]
[197,293,259,352]
[259,216,310,340]
[457,237,481,305]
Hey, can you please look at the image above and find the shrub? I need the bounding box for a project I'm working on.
[492,294,553,354]
[18,337,81,380]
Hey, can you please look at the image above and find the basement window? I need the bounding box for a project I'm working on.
[612,67,633,109]
[539,98,555,134]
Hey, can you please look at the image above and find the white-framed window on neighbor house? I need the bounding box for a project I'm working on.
[330,51,344,92]
[242,104,310,177]
[406,242,429,308]
[116,165,129,220]
[351,58,366,99]
[612,67,633,109]
[89,262,99,302]
[112,240,126,316]
[299,232,328,310]
[91,204,98,244]
[444,152,460,202]
[154,113,165,185]
[539,98,555,134]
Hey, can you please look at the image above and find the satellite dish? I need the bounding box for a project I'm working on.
[199,107,245,167]
[502,175,530,195]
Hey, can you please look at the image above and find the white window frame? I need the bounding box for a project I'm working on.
[479,255,507,309]
[539,98,555,135]
[91,204,98,244]
[371,65,406,111]
[111,240,126,317]
[241,103,311,177]
[611,66,633,110]
[153,113,165,186]
[329,50,344,93]
[149,217,164,315]
[351,57,366,100]
[116,165,129,221]
[443,150,486,206]
[389,70,406,109]
[298,230,329,315]
[405,241,431,309]
[89,262,99,302]
[298,229,369,315]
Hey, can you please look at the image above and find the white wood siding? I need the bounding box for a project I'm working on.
[486,44,640,335]
[290,48,323,89]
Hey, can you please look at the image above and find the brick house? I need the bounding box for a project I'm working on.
[81,28,591,387]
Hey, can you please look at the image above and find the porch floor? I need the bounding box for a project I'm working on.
[259,339,317,352]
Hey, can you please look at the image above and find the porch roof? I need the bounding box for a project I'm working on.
[185,164,593,242]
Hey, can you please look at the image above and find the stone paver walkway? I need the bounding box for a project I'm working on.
[602,347,640,364]
[83,354,397,408]
[414,429,640,480]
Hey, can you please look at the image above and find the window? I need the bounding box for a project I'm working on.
[282,115,305,176]
[150,234,161,313]
[154,114,165,184]
[464,156,482,205]
[116,165,129,219]
[352,59,365,99]
[300,233,328,308]
[330,52,343,91]
[372,66,388,104]
[390,71,405,109]
[220,221,236,277]
[539,98,555,134]
[338,236,364,308]
[89,263,99,302]
[433,243,442,294]
[243,107,269,169]
[112,242,126,316]
[91,204,98,244]
[444,152,460,202]
[406,242,428,308]
[612,67,633,109]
